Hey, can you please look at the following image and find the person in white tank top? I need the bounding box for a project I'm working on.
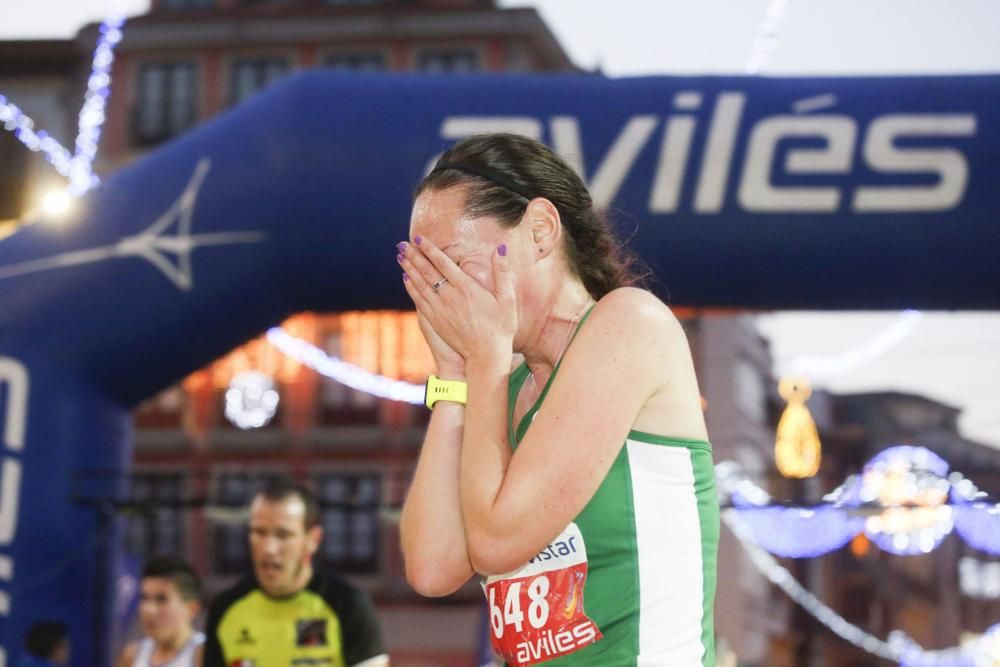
[117,556,205,667]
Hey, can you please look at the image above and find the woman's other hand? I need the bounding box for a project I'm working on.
[399,236,516,366]
[416,309,465,377]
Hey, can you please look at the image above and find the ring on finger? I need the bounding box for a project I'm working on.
[431,277,449,292]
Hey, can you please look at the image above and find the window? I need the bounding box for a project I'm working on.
[135,62,198,145]
[211,471,272,575]
[324,53,387,72]
[314,472,381,574]
[319,331,379,424]
[124,473,186,560]
[417,49,480,73]
[230,58,290,105]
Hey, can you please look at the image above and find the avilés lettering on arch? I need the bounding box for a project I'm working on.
[440,93,976,214]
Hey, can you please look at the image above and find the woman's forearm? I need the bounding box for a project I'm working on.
[460,352,516,573]
[400,400,474,596]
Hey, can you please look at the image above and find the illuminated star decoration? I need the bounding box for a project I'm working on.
[727,511,999,666]
[721,446,1000,666]
[719,445,1000,559]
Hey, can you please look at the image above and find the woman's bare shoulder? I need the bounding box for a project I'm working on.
[592,287,685,337]
[594,289,705,439]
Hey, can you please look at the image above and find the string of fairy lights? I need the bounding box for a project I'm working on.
[744,0,791,74]
[725,509,1000,666]
[0,16,123,215]
[1,8,996,666]
[717,444,1000,664]
[738,11,995,660]
[744,0,926,482]
[718,447,1000,558]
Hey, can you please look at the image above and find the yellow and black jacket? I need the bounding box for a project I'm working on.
[203,571,385,667]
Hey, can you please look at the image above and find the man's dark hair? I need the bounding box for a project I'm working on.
[254,477,319,529]
[24,621,68,659]
[142,554,202,602]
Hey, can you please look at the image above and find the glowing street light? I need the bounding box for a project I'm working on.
[40,189,74,219]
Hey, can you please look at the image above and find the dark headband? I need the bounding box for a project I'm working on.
[431,161,536,201]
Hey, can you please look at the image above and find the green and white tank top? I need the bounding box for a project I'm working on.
[484,310,719,667]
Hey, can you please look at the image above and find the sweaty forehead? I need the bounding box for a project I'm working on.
[411,192,503,255]
[411,186,471,235]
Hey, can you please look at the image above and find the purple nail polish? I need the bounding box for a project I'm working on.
[396,242,408,252]
[402,273,409,282]
[396,253,404,264]
[498,244,507,257]
[414,236,422,246]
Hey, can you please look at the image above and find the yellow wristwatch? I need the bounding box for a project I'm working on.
[425,374,468,409]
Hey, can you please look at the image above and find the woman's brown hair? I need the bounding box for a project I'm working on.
[417,133,648,299]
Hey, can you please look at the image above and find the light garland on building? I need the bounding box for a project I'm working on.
[745,0,792,74]
[725,510,998,666]
[787,310,925,381]
[951,482,1000,557]
[266,326,425,405]
[718,446,1000,558]
[855,447,954,556]
[224,370,279,429]
[69,17,125,194]
[731,505,864,559]
[0,16,124,202]
[0,97,74,179]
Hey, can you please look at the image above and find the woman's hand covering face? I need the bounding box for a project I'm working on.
[399,235,517,365]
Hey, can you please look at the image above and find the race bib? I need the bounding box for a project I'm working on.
[482,523,603,666]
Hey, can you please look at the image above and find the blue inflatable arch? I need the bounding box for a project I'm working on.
[0,72,998,664]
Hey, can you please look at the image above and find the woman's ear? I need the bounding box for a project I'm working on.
[524,198,561,260]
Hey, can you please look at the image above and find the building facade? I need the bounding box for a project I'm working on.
[95,0,574,170]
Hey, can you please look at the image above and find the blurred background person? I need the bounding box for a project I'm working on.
[19,621,69,667]
[117,555,205,667]
[203,477,387,667]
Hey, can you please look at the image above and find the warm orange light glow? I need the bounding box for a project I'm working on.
[399,312,434,380]
[182,311,435,404]
[850,533,870,558]
[182,314,311,391]
[775,376,822,479]
[379,312,401,380]
[340,311,434,380]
